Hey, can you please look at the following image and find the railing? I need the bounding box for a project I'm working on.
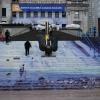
[81,33,99,57]
[11,27,30,37]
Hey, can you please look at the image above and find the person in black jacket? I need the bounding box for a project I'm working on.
[24,41,31,56]
[5,30,10,43]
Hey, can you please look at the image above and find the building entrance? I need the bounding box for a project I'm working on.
[98,18,100,36]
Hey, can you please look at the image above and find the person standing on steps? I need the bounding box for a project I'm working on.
[24,41,31,56]
[5,30,11,43]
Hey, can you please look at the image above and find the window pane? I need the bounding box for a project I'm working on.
[19,12,23,18]
[74,11,80,19]
[62,12,66,18]
[73,21,81,25]
[12,0,19,3]
[12,12,16,18]
[34,12,38,18]
[55,12,59,18]
[26,12,31,18]
[2,8,6,17]
[41,12,45,18]
[48,12,52,18]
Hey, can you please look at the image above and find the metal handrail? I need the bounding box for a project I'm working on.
[82,34,92,50]
[11,28,29,37]
[82,33,98,57]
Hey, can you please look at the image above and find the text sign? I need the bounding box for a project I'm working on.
[19,3,65,12]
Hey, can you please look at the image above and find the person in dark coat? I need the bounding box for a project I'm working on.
[5,30,10,43]
[24,41,31,56]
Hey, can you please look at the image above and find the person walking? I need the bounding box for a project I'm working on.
[5,30,10,43]
[24,41,31,56]
[19,66,24,77]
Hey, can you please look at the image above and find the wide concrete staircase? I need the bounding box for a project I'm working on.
[0,41,100,90]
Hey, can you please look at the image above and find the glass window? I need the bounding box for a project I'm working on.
[12,0,19,2]
[26,12,31,18]
[41,12,45,18]
[73,21,81,25]
[2,8,6,17]
[19,12,24,18]
[12,12,16,18]
[62,24,66,28]
[74,11,80,19]
[48,12,52,18]
[62,12,66,18]
[55,12,59,18]
[34,12,38,18]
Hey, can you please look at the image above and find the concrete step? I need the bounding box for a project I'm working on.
[0,41,100,72]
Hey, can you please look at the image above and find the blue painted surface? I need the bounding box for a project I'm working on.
[19,3,65,12]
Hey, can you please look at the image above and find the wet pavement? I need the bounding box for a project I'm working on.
[0,89,100,100]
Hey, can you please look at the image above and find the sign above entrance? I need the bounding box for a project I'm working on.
[19,3,65,12]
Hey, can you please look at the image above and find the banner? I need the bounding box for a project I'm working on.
[18,3,65,12]
[12,4,22,12]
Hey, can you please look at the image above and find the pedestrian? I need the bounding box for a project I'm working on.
[24,41,31,56]
[5,30,10,43]
[19,66,24,77]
